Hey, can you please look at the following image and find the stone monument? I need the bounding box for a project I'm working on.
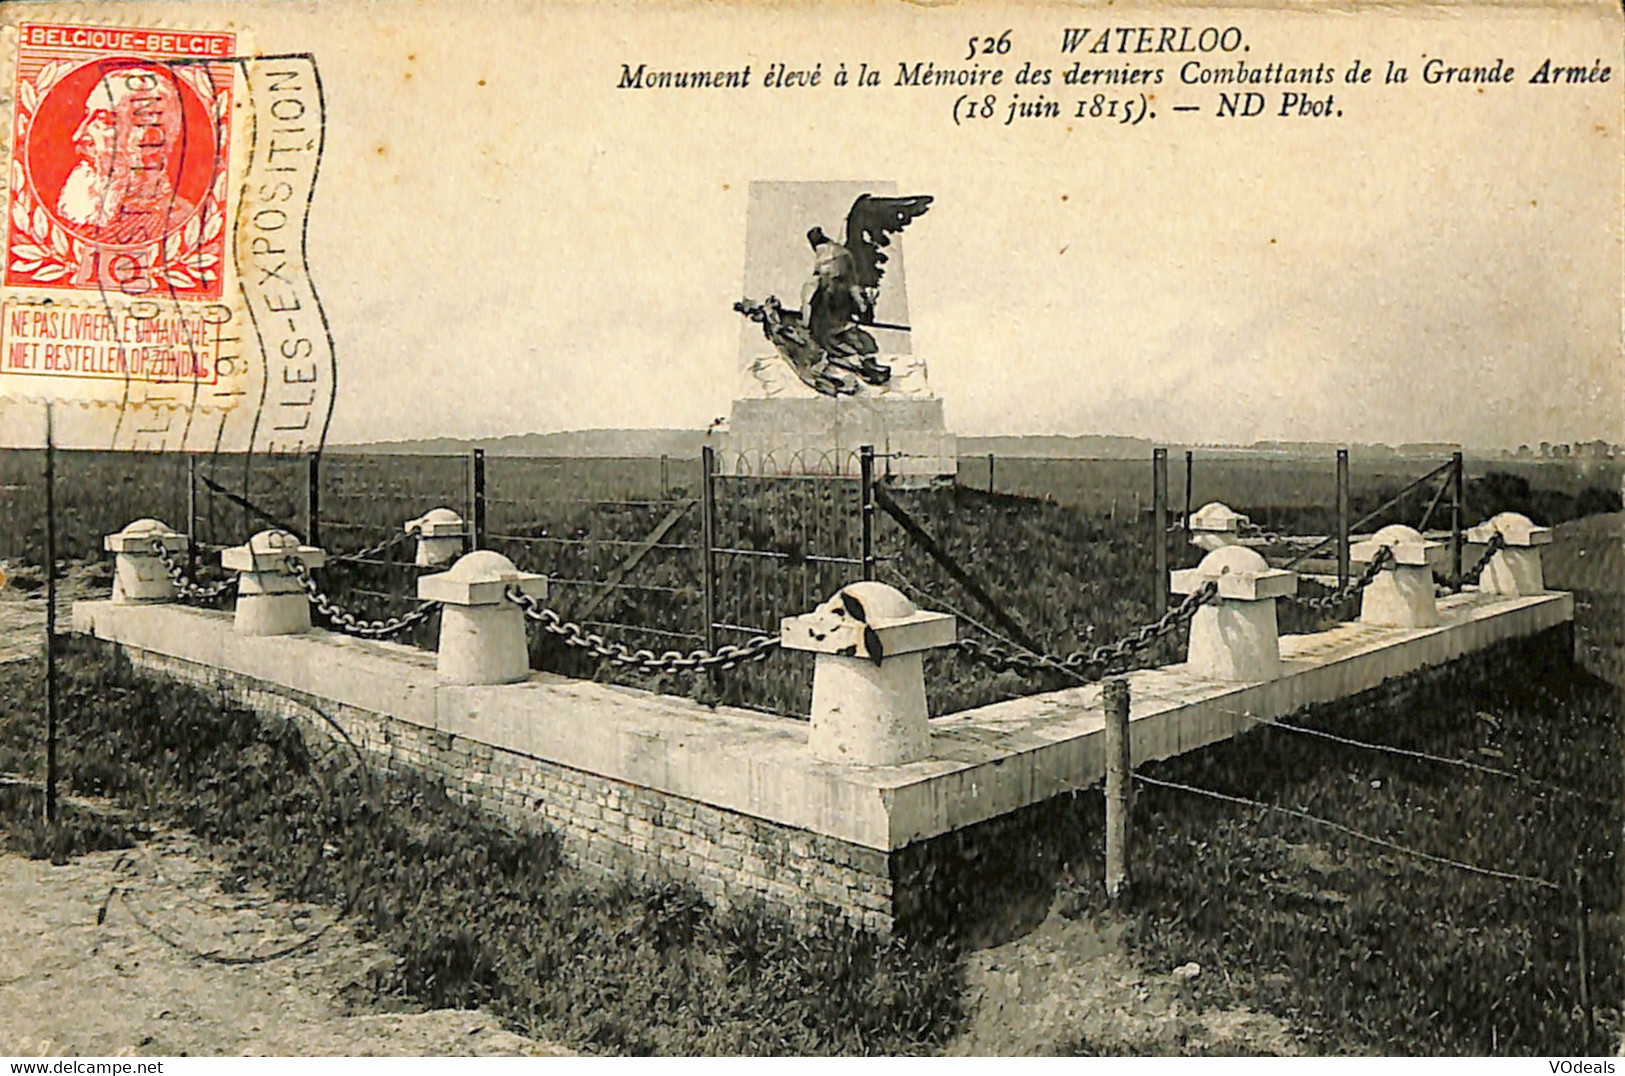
[720,181,956,485]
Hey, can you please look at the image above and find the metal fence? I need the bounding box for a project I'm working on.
[707,445,870,641]
[9,442,1610,718]
[485,453,705,657]
[0,441,1476,621]
[10,438,1614,725]
[1170,448,1472,591]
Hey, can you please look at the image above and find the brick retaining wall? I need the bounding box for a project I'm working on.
[117,646,897,934]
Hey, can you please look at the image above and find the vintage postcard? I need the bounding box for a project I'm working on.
[0,0,1618,1061]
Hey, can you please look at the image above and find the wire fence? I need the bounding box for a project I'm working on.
[1132,771,1565,891]
[1087,666,1619,1053]
[8,446,1622,565]
[710,467,867,640]
[1234,708,1610,807]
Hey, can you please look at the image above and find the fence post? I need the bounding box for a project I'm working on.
[43,404,57,825]
[987,452,995,500]
[304,453,321,548]
[1337,448,1351,589]
[1450,451,1464,590]
[1183,450,1193,541]
[1152,448,1169,617]
[186,453,199,574]
[240,463,251,539]
[660,453,669,499]
[700,446,718,653]
[860,444,877,581]
[469,447,487,549]
[1104,676,1132,903]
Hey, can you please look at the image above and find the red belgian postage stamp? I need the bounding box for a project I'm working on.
[7,23,236,300]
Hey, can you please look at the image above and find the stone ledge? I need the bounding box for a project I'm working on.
[71,587,1571,852]
[73,602,440,728]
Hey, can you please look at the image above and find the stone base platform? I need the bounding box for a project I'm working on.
[719,396,956,485]
[72,587,1571,935]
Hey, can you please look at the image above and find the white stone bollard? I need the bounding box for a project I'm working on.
[103,518,187,605]
[1466,511,1552,596]
[221,530,327,636]
[1187,502,1250,553]
[1350,524,1446,628]
[1170,546,1297,681]
[405,507,467,567]
[780,581,956,766]
[418,550,547,684]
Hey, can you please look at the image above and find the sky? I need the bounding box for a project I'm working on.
[2,0,1620,450]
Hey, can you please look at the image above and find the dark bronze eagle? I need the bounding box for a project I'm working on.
[738,193,933,396]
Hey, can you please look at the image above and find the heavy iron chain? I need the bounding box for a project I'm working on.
[1166,518,1288,542]
[331,526,421,564]
[149,539,237,601]
[955,579,1220,682]
[1286,544,1394,612]
[1435,531,1507,595]
[504,586,780,673]
[1464,531,1506,581]
[1235,519,1291,546]
[284,557,439,640]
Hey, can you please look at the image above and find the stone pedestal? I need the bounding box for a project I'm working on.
[781,581,955,765]
[222,530,327,636]
[419,550,548,684]
[719,396,956,486]
[1351,524,1446,628]
[104,518,186,604]
[1478,546,1546,596]
[1467,511,1552,597]
[406,507,467,568]
[808,651,931,763]
[1187,501,1249,553]
[1170,546,1297,681]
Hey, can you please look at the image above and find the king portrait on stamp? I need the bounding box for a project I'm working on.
[54,63,198,248]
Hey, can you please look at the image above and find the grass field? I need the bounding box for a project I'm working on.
[3,448,1617,564]
[961,455,1623,531]
[2,447,1619,1053]
[1059,635,1621,1054]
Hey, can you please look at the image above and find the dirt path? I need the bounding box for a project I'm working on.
[0,830,570,1057]
[0,594,72,665]
[0,561,95,665]
[946,902,1300,1056]
[2,832,1293,1060]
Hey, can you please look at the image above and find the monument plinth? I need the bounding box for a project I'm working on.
[720,181,956,486]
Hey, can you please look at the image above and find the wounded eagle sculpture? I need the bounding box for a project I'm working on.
[737,192,933,397]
